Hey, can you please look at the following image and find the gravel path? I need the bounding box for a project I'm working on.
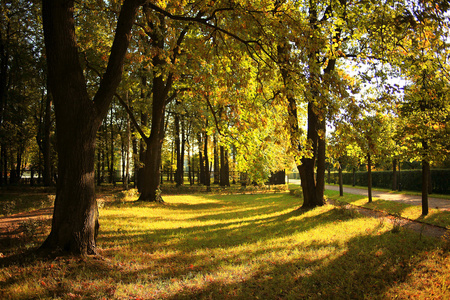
[286,180,450,238]
[324,185,450,210]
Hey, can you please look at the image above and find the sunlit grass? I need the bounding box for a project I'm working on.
[1,188,449,299]
[325,190,450,229]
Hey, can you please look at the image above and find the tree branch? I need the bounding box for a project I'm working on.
[114,93,148,141]
[93,0,144,120]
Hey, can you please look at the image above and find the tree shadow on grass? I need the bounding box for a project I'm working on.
[162,231,438,300]
[1,192,444,300]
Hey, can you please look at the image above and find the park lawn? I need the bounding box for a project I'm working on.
[0,188,449,299]
[324,190,450,229]
[324,183,450,200]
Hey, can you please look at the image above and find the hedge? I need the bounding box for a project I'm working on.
[326,169,450,195]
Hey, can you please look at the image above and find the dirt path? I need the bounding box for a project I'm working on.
[0,207,53,237]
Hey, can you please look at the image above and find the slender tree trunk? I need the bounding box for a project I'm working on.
[367,153,372,203]
[124,93,130,190]
[220,146,230,186]
[137,112,147,193]
[109,106,115,185]
[422,140,429,215]
[43,88,53,186]
[180,116,185,185]
[392,158,397,191]
[204,131,211,191]
[213,134,220,184]
[422,159,429,216]
[352,167,356,186]
[338,159,343,197]
[315,117,326,202]
[198,134,205,185]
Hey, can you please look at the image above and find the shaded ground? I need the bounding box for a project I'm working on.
[0,208,53,238]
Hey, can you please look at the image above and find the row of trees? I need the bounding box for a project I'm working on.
[1,0,448,254]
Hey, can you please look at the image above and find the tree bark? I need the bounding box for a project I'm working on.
[203,131,211,191]
[43,88,53,186]
[213,134,220,184]
[367,153,373,203]
[40,0,141,255]
[109,105,115,185]
[392,158,397,191]
[422,140,430,215]
[338,159,343,197]
[220,146,230,186]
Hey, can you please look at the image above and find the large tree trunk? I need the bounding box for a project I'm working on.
[138,109,165,202]
[41,117,99,254]
[298,102,324,208]
[137,73,166,201]
[40,0,140,255]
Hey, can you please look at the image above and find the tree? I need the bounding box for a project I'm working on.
[40,0,142,255]
[391,2,449,215]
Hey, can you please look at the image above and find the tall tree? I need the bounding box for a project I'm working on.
[40,0,142,255]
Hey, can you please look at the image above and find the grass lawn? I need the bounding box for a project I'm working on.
[324,190,450,229]
[1,187,450,299]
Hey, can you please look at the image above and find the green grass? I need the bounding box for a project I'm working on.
[325,190,450,229]
[1,187,450,299]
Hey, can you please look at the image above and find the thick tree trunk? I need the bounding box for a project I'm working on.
[138,72,166,201]
[40,0,141,255]
[138,113,165,202]
[41,119,99,254]
[298,102,323,208]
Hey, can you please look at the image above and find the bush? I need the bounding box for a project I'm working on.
[327,169,450,194]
